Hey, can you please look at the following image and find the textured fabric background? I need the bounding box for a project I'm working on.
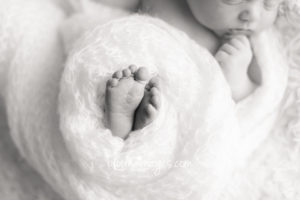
[0,1,299,200]
[0,0,68,198]
[0,98,62,200]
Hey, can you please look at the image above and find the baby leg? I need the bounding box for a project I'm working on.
[105,65,149,139]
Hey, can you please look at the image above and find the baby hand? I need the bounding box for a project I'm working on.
[215,35,253,76]
[215,35,255,101]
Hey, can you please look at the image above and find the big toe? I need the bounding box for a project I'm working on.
[145,76,160,91]
[134,67,149,82]
[149,76,160,89]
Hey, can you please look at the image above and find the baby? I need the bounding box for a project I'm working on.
[103,0,283,139]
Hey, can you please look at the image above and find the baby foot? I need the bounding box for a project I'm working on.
[133,77,161,130]
[105,65,149,139]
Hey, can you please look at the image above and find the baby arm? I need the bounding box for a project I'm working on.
[215,35,256,101]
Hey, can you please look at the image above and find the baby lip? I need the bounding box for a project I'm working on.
[222,29,253,41]
[229,29,253,36]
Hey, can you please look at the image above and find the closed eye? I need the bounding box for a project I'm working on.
[221,0,244,5]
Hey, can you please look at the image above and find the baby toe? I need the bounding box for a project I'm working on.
[146,104,156,117]
[113,70,123,79]
[148,76,160,89]
[150,95,161,109]
[135,67,149,82]
[107,78,119,87]
[129,64,138,73]
[122,68,132,77]
[150,87,160,96]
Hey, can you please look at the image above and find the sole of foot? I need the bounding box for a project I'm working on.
[105,65,150,139]
[133,76,161,130]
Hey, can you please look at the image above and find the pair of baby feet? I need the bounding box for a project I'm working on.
[105,65,161,139]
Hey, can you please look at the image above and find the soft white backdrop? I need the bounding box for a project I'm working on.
[0,0,68,199]
[0,98,62,200]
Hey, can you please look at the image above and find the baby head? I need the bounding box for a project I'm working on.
[186,0,289,38]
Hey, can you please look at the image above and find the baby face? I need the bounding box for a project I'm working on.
[186,0,282,38]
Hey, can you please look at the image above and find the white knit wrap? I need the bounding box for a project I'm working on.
[0,0,299,199]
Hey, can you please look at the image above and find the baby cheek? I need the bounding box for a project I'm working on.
[259,13,277,29]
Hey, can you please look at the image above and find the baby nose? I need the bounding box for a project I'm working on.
[238,7,259,23]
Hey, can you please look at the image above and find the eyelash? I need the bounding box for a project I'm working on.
[222,0,278,10]
[222,0,243,5]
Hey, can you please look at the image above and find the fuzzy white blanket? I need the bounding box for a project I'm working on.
[0,0,300,199]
